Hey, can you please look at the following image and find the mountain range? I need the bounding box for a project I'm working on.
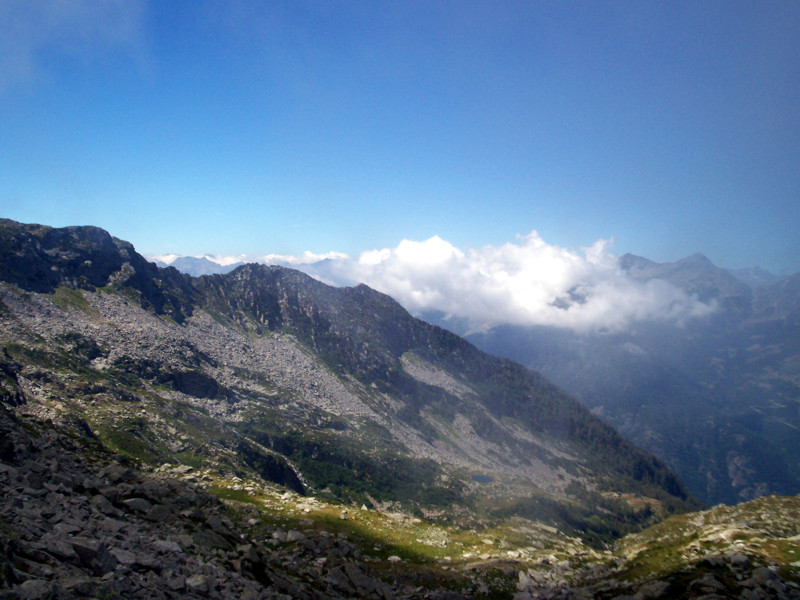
[154,250,787,290]
[2,218,799,599]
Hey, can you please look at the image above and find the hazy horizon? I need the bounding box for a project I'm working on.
[142,231,725,334]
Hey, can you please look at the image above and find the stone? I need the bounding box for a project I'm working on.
[636,580,670,599]
[701,554,725,568]
[193,528,234,551]
[91,493,120,516]
[145,503,172,521]
[327,567,355,595]
[100,463,135,484]
[752,566,780,586]
[70,538,118,575]
[99,517,127,533]
[345,562,376,595]
[286,530,305,543]
[40,535,77,561]
[165,573,186,591]
[15,579,54,600]
[153,539,182,553]
[691,573,726,592]
[122,497,153,513]
[63,578,104,597]
[517,570,533,591]
[239,585,260,600]
[186,573,209,594]
[207,514,234,537]
[139,479,168,501]
[134,553,162,572]
[728,553,751,570]
[111,548,137,566]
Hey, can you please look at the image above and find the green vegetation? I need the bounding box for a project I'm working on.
[54,331,105,362]
[237,420,461,509]
[96,416,168,464]
[3,340,107,385]
[490,490,648,549]
[50,286,97,315]
[618,494,800,583]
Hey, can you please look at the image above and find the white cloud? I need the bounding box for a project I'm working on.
[154,231,717,332]
[258,250,350,266]
[0,0,147,92]
[315,232,716,333]
[148,253,181,265]
[200,254,249,267]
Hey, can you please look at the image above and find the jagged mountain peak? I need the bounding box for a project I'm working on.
[0,219,196,322]
[620,249,751,306]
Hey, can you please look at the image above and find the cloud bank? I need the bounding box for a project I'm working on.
[151,251,349,268]
[158,231,716,333]
[258,251,350,266]
[313,232,716,333]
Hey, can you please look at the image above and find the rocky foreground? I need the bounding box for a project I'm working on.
[3,403,800,599]
[0,406,435,600]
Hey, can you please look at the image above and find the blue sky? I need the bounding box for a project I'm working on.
[2,0,799,274]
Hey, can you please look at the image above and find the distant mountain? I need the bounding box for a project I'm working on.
[160,255,245,276]
[463,253,800,506]
[620,252,753,311]
[729,265,782,289]
[162,253,339,280]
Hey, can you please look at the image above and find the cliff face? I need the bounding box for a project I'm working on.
[0,218,196,322]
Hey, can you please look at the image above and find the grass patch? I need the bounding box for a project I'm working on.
[172,450,211,470]
[96,416,169,465]
[209,485,261,506]
[51,286,99,316]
